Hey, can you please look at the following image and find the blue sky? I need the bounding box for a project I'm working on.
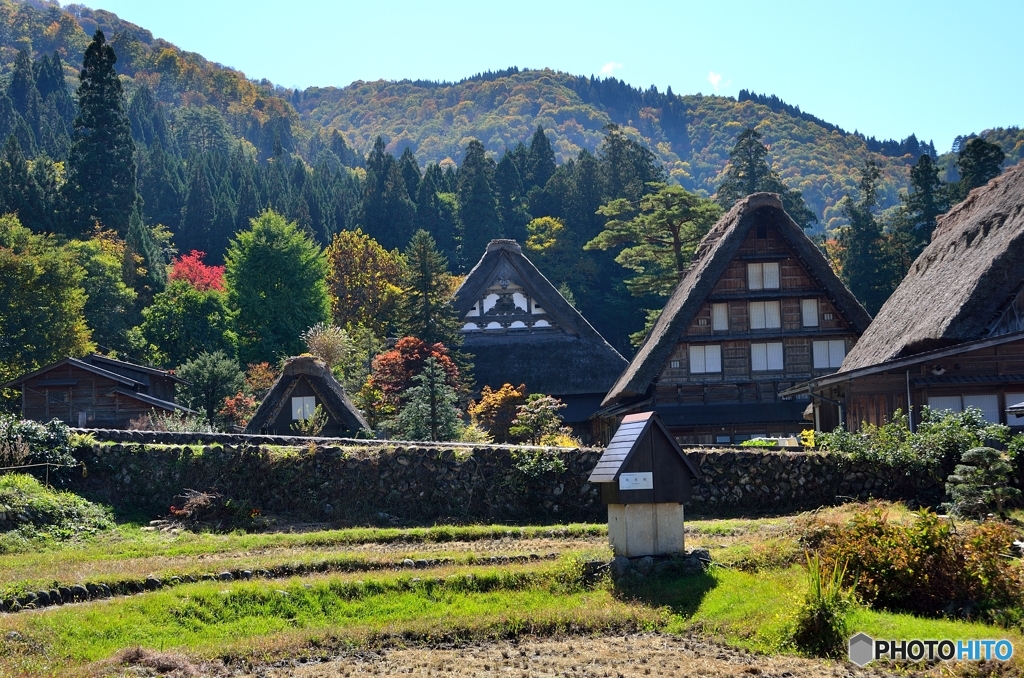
[88,0,1021,152]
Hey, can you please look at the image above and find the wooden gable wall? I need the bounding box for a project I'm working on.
[20,363,167,428]
[653,219,860,408]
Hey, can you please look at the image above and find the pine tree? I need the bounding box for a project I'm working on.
[63,30,139,237]
[398,147,421,198]
[838,160,895,314]
[398,229,462,347]
[494,151,528,242]
[139,143,185,230]
[125,206,168,314]
[0,136,53,233]
[234,164,262,233]
[598,123,665,204]
[382,160,416,249]
[8,50,41,144]
[0,95,20,150]
[457,140,500,265]
[392,356,462,442]
[360,136,394,244]
[415,165,459,264]
[524,126,556,192]
[953,137,1005,201]
[34,53,76,130]
[716,127,817,229]
[127,84,173,150]
[179,157,216,255]
[329,129,361,168]
[210,178,237,262]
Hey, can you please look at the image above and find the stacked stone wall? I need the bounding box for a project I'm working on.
[69,429,940,523]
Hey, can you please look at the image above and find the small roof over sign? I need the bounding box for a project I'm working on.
[1008,400,1024,416]
[588,411,700,484]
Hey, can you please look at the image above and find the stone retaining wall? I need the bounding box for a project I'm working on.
[69,432,943,523]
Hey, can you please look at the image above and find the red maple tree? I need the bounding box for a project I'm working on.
[369,337,460,405]
[169,250,226,291]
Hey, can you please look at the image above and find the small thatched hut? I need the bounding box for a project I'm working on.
[783,161,1024,431]
[599,193,871,443]
[452,239,627,437]
[246,356,368,436]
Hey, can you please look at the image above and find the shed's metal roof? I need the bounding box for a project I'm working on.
[588,411,700,483]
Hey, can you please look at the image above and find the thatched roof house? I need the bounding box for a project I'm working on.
[842,161,1024,370]
[246,356,368,436]
[784,161,1024,431]
[600,193,871,443]
[2,354,192,428]
[452,240,627,430]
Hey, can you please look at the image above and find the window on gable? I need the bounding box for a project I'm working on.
[749,301,781,330]
[801,299,819,327]
[812,340,846,369]
[747,262,780,290]
[751,342,784,371]
[291,396,316,420]
[712,303,729,331]
[688,344,722,374]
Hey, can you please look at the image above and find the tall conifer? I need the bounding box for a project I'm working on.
[64,30,138,237]
[456,140,500,266]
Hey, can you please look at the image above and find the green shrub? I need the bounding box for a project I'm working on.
[0,415,78,486]
[740,438,777,448]
[791,552,854,657]
[0,473,113,552]
[818,407,1010,481]
[806,504,1024,619]
[946,447,1021,518]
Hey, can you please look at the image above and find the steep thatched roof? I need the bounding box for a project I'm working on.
[841,161,1024,371]
[246,356,368,434]
[603,193,872,407]
[452,240,627,397]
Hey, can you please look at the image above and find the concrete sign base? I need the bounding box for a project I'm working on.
[607,503,684,557]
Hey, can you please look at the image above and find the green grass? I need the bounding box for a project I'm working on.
[0,474,113,554]
[3,504,1024,675]
[0,521,610,598]
[0,558,663,674]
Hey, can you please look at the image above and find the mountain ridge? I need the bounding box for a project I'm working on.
[0,0,1021,232]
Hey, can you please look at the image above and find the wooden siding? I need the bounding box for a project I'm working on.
[20,364,170,428]
[831,338,1024,431]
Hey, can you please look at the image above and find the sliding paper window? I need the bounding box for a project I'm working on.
[747,262,780,290]
[688,345,722,373]
[292,396,316,420]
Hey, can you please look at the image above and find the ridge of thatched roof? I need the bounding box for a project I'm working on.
[453,239,627,397]
[841,161,1024,371]
[246,356,368,434]
[602,193,872,407]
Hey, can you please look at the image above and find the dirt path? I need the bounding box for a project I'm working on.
[240,634,903,678]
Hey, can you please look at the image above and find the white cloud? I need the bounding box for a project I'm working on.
[600,62,623,76]
[707,70,732,92]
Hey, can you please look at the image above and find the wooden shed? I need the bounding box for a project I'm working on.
[589,411,700,557]
[2,355,192,428]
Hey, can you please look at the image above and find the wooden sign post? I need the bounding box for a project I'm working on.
[588,411,700,557]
